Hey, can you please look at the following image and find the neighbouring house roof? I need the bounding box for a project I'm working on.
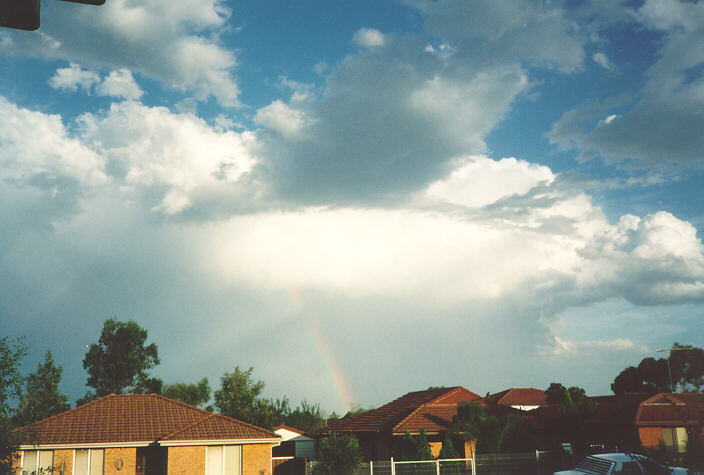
[274,425,315,442]
[323,387,480,435]
[13,394,279,448]
[393,400,518,435]
[635,392,704,427]
[484,388,547,407]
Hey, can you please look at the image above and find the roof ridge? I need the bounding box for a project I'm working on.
[13,394,117,433]
[160,413,216,440]
[428,386,460,404]
[208,412,278,437]
[393,402,435,433]
[146,393,277,437]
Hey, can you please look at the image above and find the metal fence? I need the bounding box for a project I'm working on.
[306,451,573,475]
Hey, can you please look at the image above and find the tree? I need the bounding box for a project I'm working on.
[611,343,704,395]
[394,428,432,461]
[163,378,212,409]
[312,433,362,475]
[451,402,531,455]
[545,383,597,455]
[438,432,460,459]
[286,400,325,435]
[16,350,70,426]
[0,337,26,473]
[82,319,160,398]
[214,366,266,424]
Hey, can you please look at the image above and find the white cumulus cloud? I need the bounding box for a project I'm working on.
[95,69,144,100]
[48,63,100,93]
[352,28,386,48]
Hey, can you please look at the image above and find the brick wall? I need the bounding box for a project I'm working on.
[243,444,274,475]
[105,447,137,475]
[168,445,205,475]
[54,449,74,475]
[639,427,663,447]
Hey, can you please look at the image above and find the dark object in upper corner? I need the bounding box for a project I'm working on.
[0,0,104,32]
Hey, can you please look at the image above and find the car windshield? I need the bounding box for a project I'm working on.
[574,456,616,474]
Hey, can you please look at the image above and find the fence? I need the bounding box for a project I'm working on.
[306,451,573,475]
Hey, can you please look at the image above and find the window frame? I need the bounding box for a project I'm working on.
[20,449,54,475]
[72,449,105,475]
[205,445,242,475]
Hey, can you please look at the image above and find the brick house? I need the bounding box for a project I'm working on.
[12,393,280,475]
[636,392,704,454]
[321,387,481,461]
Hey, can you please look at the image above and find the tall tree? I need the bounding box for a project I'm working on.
[163,378,211,408]
[611,343,704,395]
[16,350,70,426]
[0,337,26,473]
[214,366,266,424]
[545,383,597,455]
[286,400,325,434]
[82,319,160,397]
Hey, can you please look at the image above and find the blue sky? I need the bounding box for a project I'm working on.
[1,0,704,413]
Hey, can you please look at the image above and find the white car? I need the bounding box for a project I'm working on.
[554,453,688,475]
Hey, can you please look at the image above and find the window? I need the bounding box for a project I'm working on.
[662,426,688,452]
[21,450,54,475]
[205,446,242,475]
[74,449,104,475]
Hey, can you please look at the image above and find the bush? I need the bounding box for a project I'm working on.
[312,433,363,475]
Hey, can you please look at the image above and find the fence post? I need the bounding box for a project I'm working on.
[436,459,440,475]
[536,450,540,475]
[391,457,395,475]
[471,455,476,475]
[370,460,373,475]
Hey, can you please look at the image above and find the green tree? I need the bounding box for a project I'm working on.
[312,433,362,475]
[163,378,212,409]
[611,343,704,395]
[394,428,432,461]
[82,319,160,398]
[545,383,597,455]
[0,337,26,473]
[286,400,325,434]
[16,350,70,426]
[438,432,460,459]
[451,402,530,454]
[214,366,266,424]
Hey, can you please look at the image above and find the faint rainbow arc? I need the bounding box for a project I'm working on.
[286,288,355,412]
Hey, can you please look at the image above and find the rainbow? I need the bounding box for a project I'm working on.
[286,288,355,412]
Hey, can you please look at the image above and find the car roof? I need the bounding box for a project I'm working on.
[589,453,636,463]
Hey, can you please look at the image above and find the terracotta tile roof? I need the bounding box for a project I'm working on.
[485,388,547,407]
[324,387,480,434]
[393,404,458,434]
[636,392,704,427]
[14,394,278,446]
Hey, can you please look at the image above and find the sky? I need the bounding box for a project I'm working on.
[1,0,704,415]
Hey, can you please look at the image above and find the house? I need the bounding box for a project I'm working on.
[636,392,704,454]
[271,426,314,475]
[584,393,650,451]
[321,386,481,460]
[272,426,315,459]
[12,393,281,475]
[483,388,548,411]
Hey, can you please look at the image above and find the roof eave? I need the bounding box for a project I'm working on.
[159,438,282,446]
[19,441,154,450]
